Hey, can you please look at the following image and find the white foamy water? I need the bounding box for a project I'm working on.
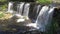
[17,2,25,15]
[36,5,41,14]
[8,2,14,13]
[7,2,55,32]
[23,3,30,17]
[26,6,55,32]
[36,6,55,32]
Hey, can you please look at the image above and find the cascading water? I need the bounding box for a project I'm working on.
[36,5,41,16]
[13,2,25,19]
[30,5,41,23]
[23,3,30,17]
[36,6,49,32]
[8,2,13,13]
[17,2,25,15]
[26,6,55,32]
[36,6,55,32]
[45,7,55,30]
[26,5,42,28]
[34,5,41,21]
[7,2,56,33]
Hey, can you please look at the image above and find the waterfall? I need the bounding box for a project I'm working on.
[17,2,25,15]
[7,2,55,32]
[36,5,41,15]
[34,5,41,22]
[46,7,55,29]
[8,2,13,13]
[26,6,55,32]
[23,3,30,17]
[35,6,49,32]
[26,5,42,28]
[36,6,55,32]
[31,5,41,23]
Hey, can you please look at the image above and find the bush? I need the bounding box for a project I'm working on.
[36,0,52,4]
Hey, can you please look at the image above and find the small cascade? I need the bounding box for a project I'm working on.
[36,6,49,32]
[17,2,25,15]
[23,3,30,17]
[36,5,41,15]
[35,5,41,20]
[7,2,56,32]
[8,2,14,13]
[36,6,55,32]
[46,7,55,29]
[32,5,41,23]
[26,5,45,29]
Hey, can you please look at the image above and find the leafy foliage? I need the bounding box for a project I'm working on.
[0,0,7,11]
[0,0,7,2]
[36,0,52,4]
[0,12,4,18]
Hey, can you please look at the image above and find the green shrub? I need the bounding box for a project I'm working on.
[0,12,4,18]
[0,0,7,2]
[36,0,52,4]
